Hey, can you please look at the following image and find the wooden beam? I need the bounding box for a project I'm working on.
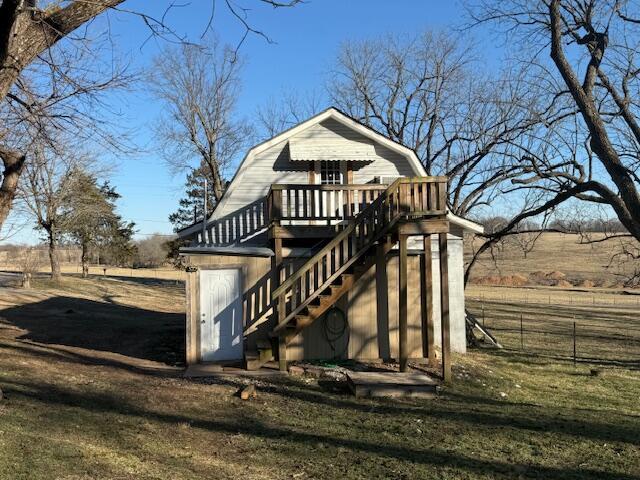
[278,334,287,372]
[308,161,316,184]
[398,234,408,372]
[375,240,391,360]
[272,238,287,372]
[269,225,337,239]
[438,233,451,382]
[396,219,449,235]
[185,268,198,365]
[421,235,435,365]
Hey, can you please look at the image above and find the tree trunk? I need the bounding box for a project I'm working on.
[81,242,89,278]
[0,0,126,103]
[47,231,62,282]
[0,147,25,231]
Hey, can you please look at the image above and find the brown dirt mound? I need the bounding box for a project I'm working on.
[578,279,595,288]
[546,271,566,280]
[556,279,573,288]
[507,274,529,286]
[472,274,529,287]
[476,275,502,286]
[530,271,548,279]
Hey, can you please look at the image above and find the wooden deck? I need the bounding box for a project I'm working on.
[346,371,440,399]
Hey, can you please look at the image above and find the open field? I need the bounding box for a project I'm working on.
[466,285,640,366]
[0,277,638,479]
[0,263,185,282]
[467,232,638,287]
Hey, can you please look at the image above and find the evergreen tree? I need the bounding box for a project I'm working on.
[169,162,217,231]
[61,169,136,277]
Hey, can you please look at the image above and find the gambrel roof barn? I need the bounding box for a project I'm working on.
[179,107,483,381]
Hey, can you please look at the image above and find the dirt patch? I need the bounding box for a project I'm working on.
[555,279,573,288]
[471,274,529,287]
[578,279,595,288]
[546,270,566,280]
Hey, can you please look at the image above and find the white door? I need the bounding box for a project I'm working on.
[200,269,243,362]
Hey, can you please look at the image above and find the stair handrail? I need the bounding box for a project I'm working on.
[272,177,403,301]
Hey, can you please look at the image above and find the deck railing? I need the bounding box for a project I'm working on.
[271,176,448,330]
[267,183,388,225]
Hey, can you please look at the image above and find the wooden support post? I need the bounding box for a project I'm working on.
[421,235,435,365]
[272,238,287,372]
[271,189,282,225]
[278,334,287,372]
[399,234,408,372]
[376,240,391,360]
[438,232,451,382]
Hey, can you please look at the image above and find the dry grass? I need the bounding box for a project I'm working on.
[0,263,185,281]
[467,232,637,287]
[466,285,640,365]
[0,277,638,479]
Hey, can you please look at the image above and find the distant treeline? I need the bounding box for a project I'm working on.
[479,216,627,235]
[0,234,175,269]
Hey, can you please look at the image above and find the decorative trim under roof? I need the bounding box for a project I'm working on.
[288,138,376,162]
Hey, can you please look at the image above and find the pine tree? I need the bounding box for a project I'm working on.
[61,169,136,277]
[169,162,217,231]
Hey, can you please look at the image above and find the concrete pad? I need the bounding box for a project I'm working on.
[346,371,440,399]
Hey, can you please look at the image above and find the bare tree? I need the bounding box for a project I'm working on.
[150,37,252,202]
[326,31,572,284]
[467,0,640,247]
[134,234,170,268]
[0,0,303,231]
[328,32,543,220]
[18,135,90,281]
[17,246,44,288]
[256,89,324,139]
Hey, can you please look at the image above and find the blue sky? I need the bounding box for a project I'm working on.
[8,0,499,244]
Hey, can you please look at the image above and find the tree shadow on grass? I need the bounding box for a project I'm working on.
[3,377,638,480]
[0,296,184,367]
[191,375,640,447]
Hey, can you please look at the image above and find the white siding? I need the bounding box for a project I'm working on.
[206,117,421,247]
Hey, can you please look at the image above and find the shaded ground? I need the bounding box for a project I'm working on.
[0,277,638,479]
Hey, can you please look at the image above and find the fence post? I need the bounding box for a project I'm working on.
[520,313,524,350]
[573,319,577,368]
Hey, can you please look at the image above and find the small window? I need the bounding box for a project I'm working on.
[320,161,343,185]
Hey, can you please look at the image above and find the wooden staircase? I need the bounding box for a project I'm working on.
[245,177,447,371]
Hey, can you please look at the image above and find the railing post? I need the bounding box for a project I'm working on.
[271,188,282,226]
[400,182,411,215]
[437,179,447,212]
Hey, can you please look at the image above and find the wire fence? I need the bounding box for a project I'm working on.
[466,295,640,367]
[468,287,640,309]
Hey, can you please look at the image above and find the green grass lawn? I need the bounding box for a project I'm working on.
[0,277,639,479]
